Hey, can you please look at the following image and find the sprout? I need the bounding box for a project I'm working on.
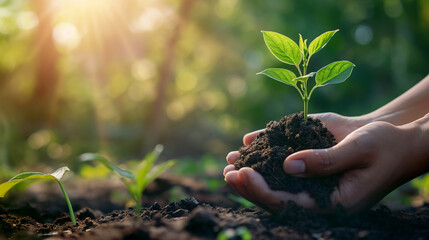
[80,144,176,215]
[0,167,76,225]
[258,30,355,121]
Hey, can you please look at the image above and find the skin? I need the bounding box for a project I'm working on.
[224,75,429,213]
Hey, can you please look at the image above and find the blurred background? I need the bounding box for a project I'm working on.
[0,0,428,202]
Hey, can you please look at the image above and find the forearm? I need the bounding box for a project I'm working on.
[401,114,429,179]
[362,74,429,125]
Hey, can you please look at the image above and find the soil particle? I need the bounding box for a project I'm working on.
[185,206,220,236]
[2,195,429,239]
[234,112,338,207]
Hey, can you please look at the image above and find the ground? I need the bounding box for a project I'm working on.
[1,175,429,240]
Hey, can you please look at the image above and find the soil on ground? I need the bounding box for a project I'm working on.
[1,176,429,240]
[234,112,338,208]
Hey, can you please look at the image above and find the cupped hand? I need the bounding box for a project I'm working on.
[225,119,426,213]
[309,112,369,142]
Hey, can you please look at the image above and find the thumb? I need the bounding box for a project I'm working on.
[283,141,361,176]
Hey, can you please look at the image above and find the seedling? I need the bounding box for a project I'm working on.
[258,29,355,121]
[0,167,76,225]
[80,144,175,214]
[227,194,255,208]
[217,226,252,240]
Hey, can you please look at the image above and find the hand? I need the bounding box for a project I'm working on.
[223,113,364,211]
[309,112,368,142]
[224,128,322,211]
[225,119,428,213]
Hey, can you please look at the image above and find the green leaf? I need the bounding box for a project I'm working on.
[0,167,70,197]
[315,61,355,86]
[0,167,76,225]
[139,160,176,194]
[304,39,308,53]
[308,29,339,56]
[299,34,307,56]
[257,68,297,87]
[80,153,134,179]
[262,31,301,66]
[134,144,164,186]
[293,72,315,83]
[299,34,304,54]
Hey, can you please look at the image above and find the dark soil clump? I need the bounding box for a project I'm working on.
[234,112,338,207]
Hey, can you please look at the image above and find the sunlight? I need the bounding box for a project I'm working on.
[52,22,80,52]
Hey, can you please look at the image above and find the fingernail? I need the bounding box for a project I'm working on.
[284,160,306,174]
[226,152,239,163]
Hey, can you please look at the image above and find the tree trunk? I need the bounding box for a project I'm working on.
[143,0,195,152]
[31,0,59,126]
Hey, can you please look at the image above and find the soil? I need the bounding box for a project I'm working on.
[1,176,429,240]
[234,112,338,208]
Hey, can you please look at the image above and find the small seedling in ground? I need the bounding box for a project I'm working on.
[217,226,252,240]
[80,144,176,214]
[227,194,255,208]
[0,167,76,225]
[258,29,355,121]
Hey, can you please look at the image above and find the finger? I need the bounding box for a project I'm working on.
[237,168,317,210]
[226,151,240,164]
[243,129,265,146]
[225,170,260,204]
[284,138,366,176]
[223,165,236,176]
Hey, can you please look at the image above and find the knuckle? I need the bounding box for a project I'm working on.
[351,135,375,157]
[351,121,398,157]
[314,150,335,173]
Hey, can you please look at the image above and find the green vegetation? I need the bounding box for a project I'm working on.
[0,0,428,209]
[80,145,175,214]
[0,167,76,225]
[227,194,255,208]
[259,30,355,121]
[217,226,252,240]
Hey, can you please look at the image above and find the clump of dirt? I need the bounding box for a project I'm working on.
[234,112,338,207]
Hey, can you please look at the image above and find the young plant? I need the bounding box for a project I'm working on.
[217,226,252,240]
[0,167,76,225]
[258,29,355,121]
[80,144,175,214]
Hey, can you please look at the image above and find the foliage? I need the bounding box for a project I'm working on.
[217,226,252,240]
[227,194,255,208]
[80,145,176,213]
[0,167,76,225]
[0,0,429,203]
[258,30,355,121]
[412,175,429,198]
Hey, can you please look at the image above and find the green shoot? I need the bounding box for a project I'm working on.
[80,144,176,215]
[227,194,255,208]
[217,226,252,240]
[258,30,355,121]
[0,167,76,225]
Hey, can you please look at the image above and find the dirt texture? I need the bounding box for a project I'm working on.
[1,185,429,240]
[234,112,338,208]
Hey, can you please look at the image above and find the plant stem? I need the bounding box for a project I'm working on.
[303,62,307,76]
[303,98,309,121]
[57,181,76,225]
